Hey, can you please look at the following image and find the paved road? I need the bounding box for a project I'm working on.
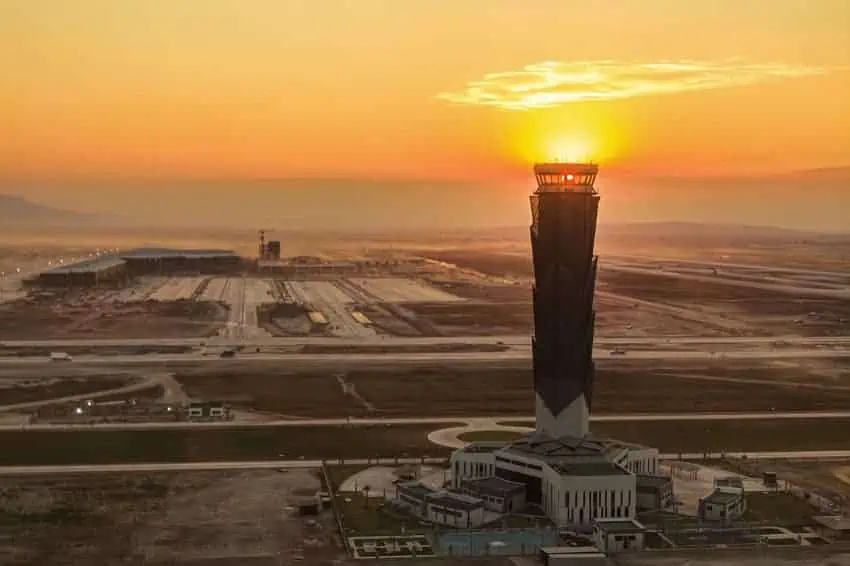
[4,334,850,348]
[0,346,847,368]
[605,262,850,299]
[6,411,850,431]
[1,450,848,476]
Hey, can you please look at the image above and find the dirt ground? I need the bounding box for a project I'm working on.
[725,459,850,507]
[414,247,850,338]
[404,295,746,337]
[413,236,850,277]
[257,302,313,337]
[174,359,850,418]
[0,299,227,340]
[598,270,850,337]
[403,301,532,335]
[0,470,346,565]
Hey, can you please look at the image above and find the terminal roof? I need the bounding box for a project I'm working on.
[702,489,743,505]
[462,476,525,497]
[397,482,435,501]
[426,490,484,511]
[501,433,635,476]
[45,256,126,274]
[121,248,237,259]
[593,518,646,534]
[458,442,506,454]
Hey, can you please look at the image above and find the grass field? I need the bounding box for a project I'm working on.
[174,361,850,418]
[0,425,457,466]
[336,493,428,536]
[2,418,850,466]
[743,492,820,524]
[457,430,527,443]
[0,375,131,407]
[592,418,850,454]
[0,345,195,357]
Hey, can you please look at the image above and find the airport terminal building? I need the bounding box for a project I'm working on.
[36,248,241,287]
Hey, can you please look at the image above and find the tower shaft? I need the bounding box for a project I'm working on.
[530,163,600,438]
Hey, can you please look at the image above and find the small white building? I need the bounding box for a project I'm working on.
[451,434,658,528]
[184,401,230,421]
[698,488,746,522]
[636,474,674,511]
[539,545,611,566]
[426,491,486,528]
[591,518,646,554]
[461,476,526,513]
[395,482,487,528]
[396,482,434,516]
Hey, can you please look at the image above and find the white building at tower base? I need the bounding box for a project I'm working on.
[450,433,658,529]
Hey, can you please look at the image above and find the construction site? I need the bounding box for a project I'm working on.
[10,225,847,342]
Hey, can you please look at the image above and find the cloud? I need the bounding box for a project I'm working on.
[437,60,827,110]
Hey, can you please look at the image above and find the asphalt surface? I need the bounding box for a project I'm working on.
[5,335,850,347]
[1,450,848,476]
[5,411,850,432]
[0,346,847,368]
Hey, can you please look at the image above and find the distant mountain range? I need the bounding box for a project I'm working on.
[2,194,846,239]
[599,221,828,238]
[787,166,850,179]
[0,195,105,227]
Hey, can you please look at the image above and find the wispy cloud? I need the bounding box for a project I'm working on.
[437,60,827,110]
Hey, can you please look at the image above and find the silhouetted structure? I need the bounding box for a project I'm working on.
[530,162,600,438]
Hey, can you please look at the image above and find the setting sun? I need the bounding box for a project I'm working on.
[1,0,848,230]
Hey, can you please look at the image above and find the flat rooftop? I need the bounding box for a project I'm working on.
[44,256,126,274]
[593,518,646,534]
[551,459,630,477]
[426,490,484,512]
[459,442,506,454]
[121,248,237,260]
[702,490,743,506]
[397,482,435,501]
[462,476,525,496]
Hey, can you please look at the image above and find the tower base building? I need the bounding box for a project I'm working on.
[450,435,658,528]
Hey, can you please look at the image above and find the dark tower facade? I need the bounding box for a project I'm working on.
[530,162,600,438]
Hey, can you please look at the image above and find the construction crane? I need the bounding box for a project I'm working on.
[258,229,271,260]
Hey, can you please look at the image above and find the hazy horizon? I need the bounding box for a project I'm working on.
[3,172,848,233]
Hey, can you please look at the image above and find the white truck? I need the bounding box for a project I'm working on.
[49,352,73,362]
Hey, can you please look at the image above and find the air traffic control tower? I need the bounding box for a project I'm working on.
[530,162,600,439]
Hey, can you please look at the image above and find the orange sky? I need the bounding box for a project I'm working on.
[1,0,849,184]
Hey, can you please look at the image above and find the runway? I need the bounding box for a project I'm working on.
[0,450,847,476]
[5,411,850,432]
